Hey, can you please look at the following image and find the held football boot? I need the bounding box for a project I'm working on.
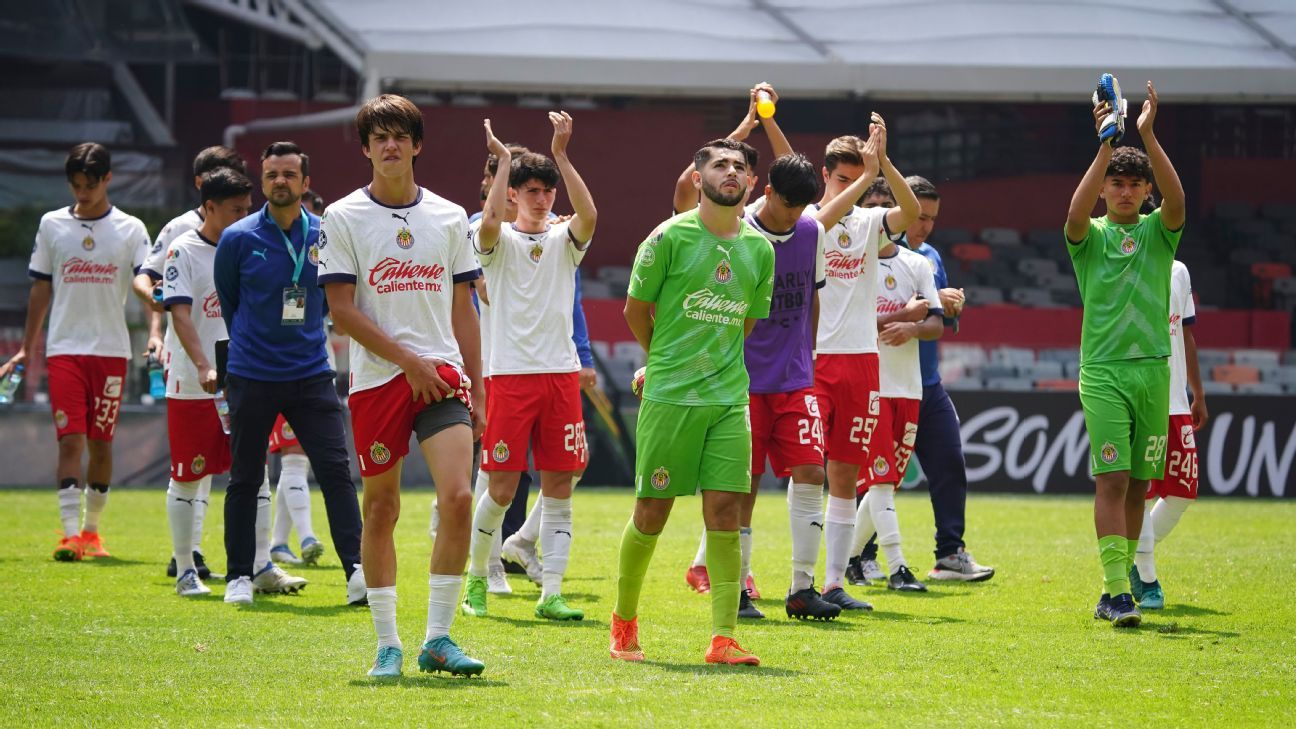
[1092,73,1127,145]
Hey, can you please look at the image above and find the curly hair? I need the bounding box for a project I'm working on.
[1105,146,1152,182]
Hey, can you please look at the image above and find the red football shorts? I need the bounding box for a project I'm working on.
[47,355,127,441]
[166,397,231,481]
[750,388,824,476]
[349,365,473,478]
[813,353,881,466]
[482,372,587,472]
[267,414,300,454]
[1149,413,1198,500]
[855,397,920,492]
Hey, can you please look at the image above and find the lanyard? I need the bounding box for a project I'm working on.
[270,206,310,286]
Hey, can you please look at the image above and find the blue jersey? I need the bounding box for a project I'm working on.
[908,239,955,387]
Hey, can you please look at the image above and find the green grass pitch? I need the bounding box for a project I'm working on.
[1,488,1292,727]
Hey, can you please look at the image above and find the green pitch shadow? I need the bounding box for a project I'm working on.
[641,661,802,677]
[348,676,510,689]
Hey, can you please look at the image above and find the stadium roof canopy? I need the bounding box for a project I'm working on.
[305,0,1296,101]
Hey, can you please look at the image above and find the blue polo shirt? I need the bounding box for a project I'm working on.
[906,238,957,387]
[214,203,331,381]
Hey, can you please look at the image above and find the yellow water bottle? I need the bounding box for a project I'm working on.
[756,90,775,119]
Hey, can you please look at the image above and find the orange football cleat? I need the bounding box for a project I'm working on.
[686,565,710,593]
[609,613,645,662]
[78,531,110,558]
[53,535,84,562]
[745,573,761,600]
[704,636,760,666]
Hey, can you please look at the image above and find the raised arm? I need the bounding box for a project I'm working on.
[1136,81,1185,231]
[876,116,920,234]
[550,111,597,244]
[753,83,793,159]
[1066,107,1116,243]
[476,119,512,254]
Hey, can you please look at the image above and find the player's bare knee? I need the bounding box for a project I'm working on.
[437,486,472,521]
[57,434,86,460]
[539,470,576,498]
[632,498,671,534]
[790,464,825,485]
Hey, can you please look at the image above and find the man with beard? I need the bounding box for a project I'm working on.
[611,139,774,666]
[213,141,364,606]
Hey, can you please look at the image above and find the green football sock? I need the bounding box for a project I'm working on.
[614,519,658,621]
[1126,538,1141,579]
[706,530,740,639]
[1098,534,1131,597]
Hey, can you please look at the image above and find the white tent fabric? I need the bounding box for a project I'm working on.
[309,0,1296,100]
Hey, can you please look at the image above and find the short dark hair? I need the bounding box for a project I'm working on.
[355,94,424,148]
[861,177,893,203]
[906,175,940,201]
[509,152,560,189]
[65,142,111,182]
[199,168,253,205]
[824,136,864,173]
[193,146,246,177]
[303,189,325,213]
[768,154,819,208]
[261,141,309,176]
[1105,146,1153,182]
[487,143,530,178]
[694,138,757,173]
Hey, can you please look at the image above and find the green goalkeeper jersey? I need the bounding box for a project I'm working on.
[628,209,775,406]
[1068,208,1182,365]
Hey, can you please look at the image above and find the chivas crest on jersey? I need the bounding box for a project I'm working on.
[715,259,733,283]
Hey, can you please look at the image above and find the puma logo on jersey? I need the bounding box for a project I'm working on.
[715,243,733,257]
[251,249,267,260]
[391,212,411,224]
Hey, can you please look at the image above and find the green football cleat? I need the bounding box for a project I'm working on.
[1139,581,1165,609]
[418,636,484,677]
[460,574,488,617]
[535,593,585,621]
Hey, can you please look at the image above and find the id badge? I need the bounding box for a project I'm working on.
[282,286,307,325]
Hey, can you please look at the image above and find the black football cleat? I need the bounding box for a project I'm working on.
[785,587,843,621]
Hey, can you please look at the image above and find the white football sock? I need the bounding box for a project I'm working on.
[787,482,823,592]
[425,574,461,642]
[739,526,753,585]
[280,454,315,542]
[58,483,82,537]
[516,497,542,544]
[540,496,573,599]
[254,473,272,570]
[468,492,508,577]
[1134,500,1158,582]
[869,485,906,573]
[823,495,856,590]
[192,476,211,552]
[82,485,108,533]
[1152,495,1192,541]
[473,470,504,566]
[167,479,199,575]
[367,586,401,650]
[692,526,707,568]
[272,473,293,547]
[852,489,877,555]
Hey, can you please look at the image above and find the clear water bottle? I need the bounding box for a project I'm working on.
[147,353,165,399]
[0,364,23,405]
[214,389,231,434]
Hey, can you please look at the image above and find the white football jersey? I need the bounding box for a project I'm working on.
[477,220,586,375]
[816,205,890,354]
[141,208,203,278]
[28,206,149,358]
[876,245,942,399]
[317,187,480,394]
[1168,260,1196,416]
[468,219,496,377]
[161,230,226,400]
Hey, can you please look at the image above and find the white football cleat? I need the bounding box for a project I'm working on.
[176,568,212,597]
[347,563,367,606]
[252,563,308,594]
[224,576,254,605]
[501,534,543,586]
[487,562,513,594]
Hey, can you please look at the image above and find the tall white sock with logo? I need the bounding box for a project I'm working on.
[852,489,877,555]
[272,474,294,547]
[539,495,573,599]
[517,496,542,544]
[425,574,462,642]
[254,471,272,570]
[279,453,315,542]
[1136,496,1193,582]
[167,479,199,575]
[787,482,823,592]
[367,586,401,650]
[468,491,508,578]
[192,476,211,552]
[868,485,906,573]
[739,527,754,585]
[473,469,503,564]
[823,495,856,589]
[1134,500,1158,581]
[57,479,82,537]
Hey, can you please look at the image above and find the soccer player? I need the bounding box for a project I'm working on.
[811,117,920,609]
[213,141,364,606]
[133,145,246,581]
[319,94,485,677]
[1131,260,1205,609]
[848,210,946,592]
[464,111,595,621]
[611,138,774,665]
[849,177,995,584]
[1065,80,1184,627]
[161,168,254,596]
[1,143,149,561]
[739,153,844,622]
